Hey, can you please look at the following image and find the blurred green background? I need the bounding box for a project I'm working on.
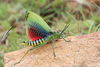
[0,0,100,67]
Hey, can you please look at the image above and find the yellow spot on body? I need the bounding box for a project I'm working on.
[22,42,28,46]
[36,40,39,45]
[34,41,36,46]
[39,39,42,44]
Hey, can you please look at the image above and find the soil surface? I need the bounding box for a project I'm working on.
[4,31,100,67]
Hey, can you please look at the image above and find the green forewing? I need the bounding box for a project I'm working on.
[26,11,51,32]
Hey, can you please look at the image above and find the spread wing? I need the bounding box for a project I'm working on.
[26,11,51,41]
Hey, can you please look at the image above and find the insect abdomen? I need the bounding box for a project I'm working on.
[22,37,46,46]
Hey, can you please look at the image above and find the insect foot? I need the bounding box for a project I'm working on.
[14,62,20,65]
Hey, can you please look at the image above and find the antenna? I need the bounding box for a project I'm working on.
[60,22,70,36]
[1,24,17,44]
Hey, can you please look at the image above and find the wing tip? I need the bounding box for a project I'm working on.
[25,11,30,20]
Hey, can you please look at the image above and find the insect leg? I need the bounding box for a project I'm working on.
[52,41,56,57]
[14,42,46,65]
[63,38,71,42]
[61,35,70,42]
